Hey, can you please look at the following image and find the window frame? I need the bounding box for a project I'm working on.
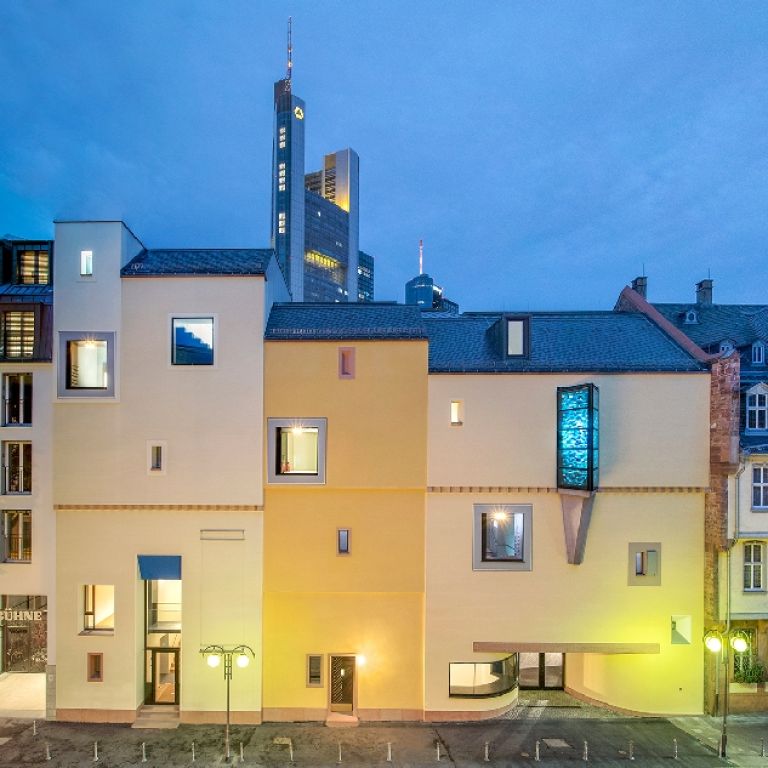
[744,542,765,592]
[2,372,32,426]
[627,542,662,586]
[306,653,324,687]
[87,652,104,682]
[1,440,31,494]
[0,310,35,359]
[746,384,768,433]
[80,250,94,278]
[338,347,355,379]
[267,418,327,485]
[82,584,115,633]
[170,316,216,367]
[2,509,31,563]
[504,315,530,358]
[753,465,768,510]
[147,441,167,475]
[57,332,116,398]
[753,342,766,366]
[337,528,350,555]
[472,504,532,572]
[450,400,464,426]
[15,246,50,286]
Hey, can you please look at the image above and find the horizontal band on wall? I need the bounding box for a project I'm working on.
[474,641,660,654]
[54,504,263,511]
[428,486,708,494]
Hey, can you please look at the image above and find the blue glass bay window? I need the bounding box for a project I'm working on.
[557,384,599,492]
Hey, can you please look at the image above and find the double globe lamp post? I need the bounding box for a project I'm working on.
[200,644,256,763]
[703,628,749,759]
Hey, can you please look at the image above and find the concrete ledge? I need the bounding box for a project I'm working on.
[425,700,514,722]
[56,708,135,723]
[181,710,262,725]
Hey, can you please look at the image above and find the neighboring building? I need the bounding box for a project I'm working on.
[423,310,709,717]
[262,303,427,721]
[270,74,373,303]
[405,272,458,314]
[357,250,374,302]
[617,277,768,713]
[52,220,288,724]
[0,236,55,717]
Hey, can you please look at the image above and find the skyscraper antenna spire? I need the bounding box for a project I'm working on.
[286,17,293,82]
[419,239,424,275]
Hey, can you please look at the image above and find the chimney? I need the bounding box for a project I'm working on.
[696,279,713,306]
[631,276,647,299]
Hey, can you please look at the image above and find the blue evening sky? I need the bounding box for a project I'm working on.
[2,1,767,310]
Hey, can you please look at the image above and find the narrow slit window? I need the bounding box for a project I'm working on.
[80,250,93,276]
[337,528,350,555]
[3,373,32,426]
[307,654,323,687]
[450,400,463,425]
[148,443,164,473]
[338,347,355,379]
[87,653,103,682]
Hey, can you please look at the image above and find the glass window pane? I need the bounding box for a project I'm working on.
[482,510,524,561]
[172,318,214,365]
[67,341,108,388]
[278,427,319,475]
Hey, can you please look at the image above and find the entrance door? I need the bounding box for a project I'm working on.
[148,649,179,704]
[519,652,564,689]
[3,624,30,672]
[329,655,355,713]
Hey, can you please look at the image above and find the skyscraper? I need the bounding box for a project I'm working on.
[270,23,372,303]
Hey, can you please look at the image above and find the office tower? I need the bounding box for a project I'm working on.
[357,250,374,302]
[405,241,458,312]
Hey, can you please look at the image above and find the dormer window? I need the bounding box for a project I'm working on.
[505,316,529,357]
[746,383,768,432]
[752,342,765,366]
[720,340,735,355]
[684,310,698,324]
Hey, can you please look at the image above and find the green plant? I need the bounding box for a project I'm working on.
[734,655,766,684]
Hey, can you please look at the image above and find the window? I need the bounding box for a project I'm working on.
[17,248,50,285]
[472,504,532,571]
[2,510,31,562]
[449,655,518,698]
[505,316,529,357]
[450,400,463,426]
[87,653,103,682]
[0,311,34,359]
[754,466,768,509]
[338,347,355,379]
[147,442,166,474]
[720,340,735,354]
[684,310,698,324]
[753,342,766,366]
[744,542,764,592]
[628,543,661,586]
[58,332,115,398]
[307,654,324,687]
[80,250,93,276]
[172,318,214,365]
[747,385,768,431]
[2,373,32,426]
[337,528,350,555]
[557,383,599,492]
[2,441,31,494]
[733,629,757,678]
[267,418,327,485]
[83,585,114,632]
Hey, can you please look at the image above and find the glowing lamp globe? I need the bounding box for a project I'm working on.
[704,634,722,654]
[207,654,221,668]
[731,635,748,654]
[236,653,250,668]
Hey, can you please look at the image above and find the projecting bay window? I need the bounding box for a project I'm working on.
[744,542,764,592]
[2,373,32,426]
[557,383,599,492]
[2,510,31,562]
[0,311,35,359]
[2,441,31,494]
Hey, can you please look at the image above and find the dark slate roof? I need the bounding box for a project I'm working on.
[265,303,427,340]
[652,303,768,349]
[121,248,273,277]
[0,284,53,304]
[426,312,706,373]
[742,435,768,455]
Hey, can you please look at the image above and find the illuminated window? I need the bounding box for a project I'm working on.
[1,441,31,494]
[172,317,214,365]
[307,654,323,687]
[2,509,31,562]
[449,655,518,697]
[744,542,764,592]
[58,332,115,398]
[747,384,768,431]
[472,504,532,571]
[557,384,599,492]
[80,250,93,276]
[267,418,327,485]
[278,184,286,191]
[0,311,35,359]
[753,466,768,509]
[628,543,661,586]
[83,585,114,632]
[16,248,50,285]
[450,400,463,426]
[338,347,355,379]
[337,528,350,555]
[3,373,32,426]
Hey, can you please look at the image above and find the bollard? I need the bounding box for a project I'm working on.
[673,737,678,760]
[45,743,51,761]
[141,741,147,762]
[240,741,245,763]
[338,742,342,763]
[535,739,541,761]
[192,740,196,762]
[32,720,37,736]
[484,741,490,762]
[436,740,441,761]
[386,742,393,762]
[93,741,99,762]
[289,742,294,762]
[583,740,589,762]
[762,738,765,758]
[629,739,635,761]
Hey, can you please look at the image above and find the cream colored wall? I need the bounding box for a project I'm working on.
[425,491,705,715]
[56,509,263,717]
[54,276,266,506]
[428,374,710,488]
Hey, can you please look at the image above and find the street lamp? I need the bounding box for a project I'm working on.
[703,628,749,758]
[200,644,256,763]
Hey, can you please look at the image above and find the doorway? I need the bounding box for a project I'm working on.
[329,655,355,713]
[519,652,564,689]
[147,648,179,704]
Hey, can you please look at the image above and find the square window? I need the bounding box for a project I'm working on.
[337,528,350,555]
[16,248,50,285]
[172,318,214,365]
[628,543,662,586]
[267,418,327,485]
[2,373,32,426]
[338,347,355,379]
[450,400,463,426]
[80,250,93,276]
[1,441,31,494]
[58,332,115,398]
[87,653,103,682]
[2,509,31,562]
[83,584,114,632]
[472,504,532,571]
[307,654,324,687]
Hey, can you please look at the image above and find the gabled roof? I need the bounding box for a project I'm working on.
[265,303,427,340]
[652,303,768,349]
[121,249,273,277]
[426,312,706,373]
[0,284,53,304]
